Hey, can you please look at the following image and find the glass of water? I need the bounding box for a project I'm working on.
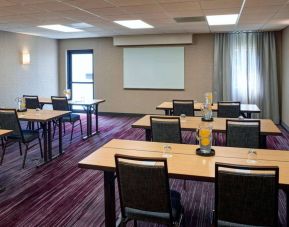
[180,114,186,122]
[163,144,172,158]
[247,149,257,163]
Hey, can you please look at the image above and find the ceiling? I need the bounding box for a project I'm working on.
[0,0,288,39]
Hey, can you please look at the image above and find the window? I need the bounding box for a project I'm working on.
[67,50,94,109]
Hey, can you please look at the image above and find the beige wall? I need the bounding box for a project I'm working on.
[59,34,214,114]
[0,31,58,108]
[282,26,289,127]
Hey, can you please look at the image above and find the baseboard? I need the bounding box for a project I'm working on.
[99,112,145,117]
[281,121,289,132]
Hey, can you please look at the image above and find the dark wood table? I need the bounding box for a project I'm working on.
[79,139,289,227]
[39,98,105,140]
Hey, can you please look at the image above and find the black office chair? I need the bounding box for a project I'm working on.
[23,95,41,109]
[150,116,182,144]
[51,96,83,141]
[172,100,195,116]
[0,108,43,168]
[115,154,184,227]
[150,116,187,190]
[23,95,41,130]
[226,119,260,148]
[217,101,241,118]
[215,163,279,226]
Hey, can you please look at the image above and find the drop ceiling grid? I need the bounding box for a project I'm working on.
[0,0,285,38]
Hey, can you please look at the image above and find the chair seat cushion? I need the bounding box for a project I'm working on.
[8,130,39,143]
[62,113,80,122]
[124,190,183,224]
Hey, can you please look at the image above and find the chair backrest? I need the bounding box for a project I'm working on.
[226,119,260,148]
[150,116,182,143]
[115,154,173,224]
[215,163,279,227]
[51,96,69,111]
[172,100,195,116]
[0,108,23,140]
[217,101,241,118]
[23,95,40,109]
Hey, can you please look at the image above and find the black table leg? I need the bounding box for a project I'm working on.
[104,171,116,227]
[85,106,91,139]
[48,121,52,160]
[145,129,151,141]
[247,112,252,118]
[42,122,48,163]
[59,118,63,155]
[95,104,99,133]
[260,135,267,148]
[165,110,170,115]
[83,105,99,140]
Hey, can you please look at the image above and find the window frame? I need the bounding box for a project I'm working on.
[67,49,94,101]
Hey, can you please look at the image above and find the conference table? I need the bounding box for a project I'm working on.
[156,102,261,118]
[78,139,289,227]
[39,98,105,140]
[132,115,282,148]
[0,129,13,193]
[17,109,70,165]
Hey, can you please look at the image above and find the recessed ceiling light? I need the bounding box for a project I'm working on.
[37,24,83,32]
[114,20,153,29]
[206,14,239,26]
[70,23,94,29]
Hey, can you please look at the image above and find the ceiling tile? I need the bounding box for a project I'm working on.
[200,0,243,10]
[61,0,114,9]
[160,1,201,12]
[106,0,156,6]
[119,4,165,14]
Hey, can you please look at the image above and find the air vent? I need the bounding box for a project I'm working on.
[174,16,206,23]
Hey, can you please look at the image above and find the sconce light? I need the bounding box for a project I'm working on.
[22,51,30,65]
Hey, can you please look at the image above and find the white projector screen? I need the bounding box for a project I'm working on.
[123,47,184,89]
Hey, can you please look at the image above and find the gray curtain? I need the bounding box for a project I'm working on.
[213,32,279,123]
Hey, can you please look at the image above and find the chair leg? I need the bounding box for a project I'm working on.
[0,142,7,165]
[63,123,66,135]
[70,122,75,141]
[22,144,29,168]
[38,137,43,158]
[53,120,57,139]
[19,142,22,156]
[79,119,83,135]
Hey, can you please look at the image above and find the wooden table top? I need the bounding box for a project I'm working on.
[156,102,261,113]
[38,97,105,106]
[131,115,282,136]
[78,139,289,189]
[17,109,70,122]
[0,129,13,137]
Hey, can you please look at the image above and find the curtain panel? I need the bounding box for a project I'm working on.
[213,32,279,123]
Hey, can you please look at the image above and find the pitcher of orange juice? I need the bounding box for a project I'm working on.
[196,123,213,154]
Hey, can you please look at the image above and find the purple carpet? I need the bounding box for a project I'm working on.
[0,114,287,226]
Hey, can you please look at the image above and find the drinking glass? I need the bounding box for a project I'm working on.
[163,144,172,158]
[196,123,213,154]
[247,149,257,163]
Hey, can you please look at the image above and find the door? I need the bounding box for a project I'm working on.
[67,49,94,110]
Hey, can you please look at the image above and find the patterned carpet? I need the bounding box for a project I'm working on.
[0,114,288,227]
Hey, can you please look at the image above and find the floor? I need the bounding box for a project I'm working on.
[0,114,288,227]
